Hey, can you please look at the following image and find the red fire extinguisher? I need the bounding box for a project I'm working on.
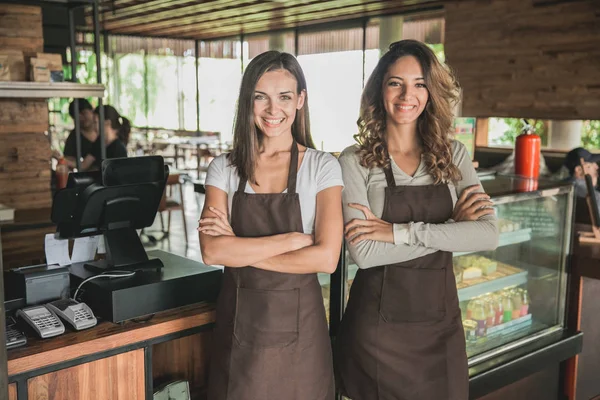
[514,119,541,179]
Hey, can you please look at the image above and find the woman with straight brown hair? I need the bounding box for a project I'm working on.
[334,40,499,400]
[200,51,343,400]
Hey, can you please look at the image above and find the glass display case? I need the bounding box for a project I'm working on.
[330,174,575,369]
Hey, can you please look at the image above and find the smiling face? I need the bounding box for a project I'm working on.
[253,69,305,139]
[382,55,429,129]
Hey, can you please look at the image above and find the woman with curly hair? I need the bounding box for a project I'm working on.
[334,40,499,400]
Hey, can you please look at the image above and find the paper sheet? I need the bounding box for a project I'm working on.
[44,233,71,266]
[71,235,100,263]
[97,235,106,254]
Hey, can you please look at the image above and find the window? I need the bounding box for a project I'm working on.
[147,53,179,129]
[114,52,147,127]
[486,118,600,150]
[298,27,364,152]
[198,38,242,143]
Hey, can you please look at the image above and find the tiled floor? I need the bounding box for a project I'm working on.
[143,181,204,262]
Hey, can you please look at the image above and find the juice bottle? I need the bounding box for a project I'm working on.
[466,299,476,320]
[484,299,496,328]
[511,289,523,320]
[493,294,504,325]
[472,299,487,337]
[502,294,513,323]
[56,157,69,189]
[521,289,530,316]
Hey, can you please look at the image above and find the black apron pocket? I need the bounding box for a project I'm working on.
[379,265,446,323]
[234,287,300,348]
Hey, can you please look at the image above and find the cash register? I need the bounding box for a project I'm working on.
[50,156,222,323]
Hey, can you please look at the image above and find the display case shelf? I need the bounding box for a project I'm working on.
[454,228,532,257]
[0,82,105,99]
[457,265,528,302]
[346,263,528,302]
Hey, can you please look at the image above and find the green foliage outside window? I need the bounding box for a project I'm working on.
[581,120,600,149]
[428,43,445,63]
[489,118,549,147]
[489,118,600,149]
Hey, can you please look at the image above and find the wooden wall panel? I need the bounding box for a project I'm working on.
[27,349,146,400]
[0,5,43,60]
[0,100,50,134]
[8,383,16,400]
[0,4,51,213]
[153,331,212,400]
[0,131,51,209]
[445,0,600,120]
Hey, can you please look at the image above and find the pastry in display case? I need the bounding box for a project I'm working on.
[333,175,576,382]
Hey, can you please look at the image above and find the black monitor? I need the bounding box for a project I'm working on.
[51,156,169,272]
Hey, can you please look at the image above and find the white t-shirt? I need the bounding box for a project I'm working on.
[205,148,344,234]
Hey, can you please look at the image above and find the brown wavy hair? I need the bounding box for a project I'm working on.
[230,51,315,184]
[355,39,461,184]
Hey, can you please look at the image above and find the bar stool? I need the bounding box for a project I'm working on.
[158,173,188,243]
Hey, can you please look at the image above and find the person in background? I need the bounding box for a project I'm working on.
[334,40,499,400]
[564,147,600,201]
[200,51,343,400]
[52,99,97,168]
[78,105,129,171]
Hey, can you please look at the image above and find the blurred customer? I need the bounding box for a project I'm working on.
[78,105,130,171]
[565,147,600,199]
[52,99,97,169]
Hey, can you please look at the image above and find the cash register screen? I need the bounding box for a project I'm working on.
[51,156,168,271]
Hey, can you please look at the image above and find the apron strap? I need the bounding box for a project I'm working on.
[236,139,299,194]
[383,164,396,188]
[237,174,247,193]
[287,140,298,195]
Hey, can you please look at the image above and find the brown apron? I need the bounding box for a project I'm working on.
[334,165,468,400]
[207,141,335,400]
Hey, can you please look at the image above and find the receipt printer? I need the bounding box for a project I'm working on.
[5,265,70,306]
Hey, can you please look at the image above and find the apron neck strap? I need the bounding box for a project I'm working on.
[237,173,247,193]
[236,139,299,194]
[383,163,396,188]
[287,140,298,195]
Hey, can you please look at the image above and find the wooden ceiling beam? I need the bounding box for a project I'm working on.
[106,1,441,40]
[97,0,144,12]
[98,0,238,23]
[142,0,438,37]
[109,0,388,34]
[102,0,272,29]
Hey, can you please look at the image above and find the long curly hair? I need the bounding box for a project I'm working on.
[355,39,461,184]
[230,51,315,184]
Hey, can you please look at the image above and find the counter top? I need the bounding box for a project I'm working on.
[0,207,53,232]
[7,302,215,376]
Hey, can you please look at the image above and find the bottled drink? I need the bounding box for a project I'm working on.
[511,289,523,320]
[463,320,477,344]
[493,294,504,325]
[484,299,496,328]
[466,299,476,320]
[521,289,530,316]
[56,157,69,190]
[472,299,487,337]
[502,294,513,323]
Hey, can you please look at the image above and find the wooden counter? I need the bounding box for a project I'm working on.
[7,302,215,400]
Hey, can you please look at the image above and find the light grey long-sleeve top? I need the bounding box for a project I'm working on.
[339,140,499,269]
